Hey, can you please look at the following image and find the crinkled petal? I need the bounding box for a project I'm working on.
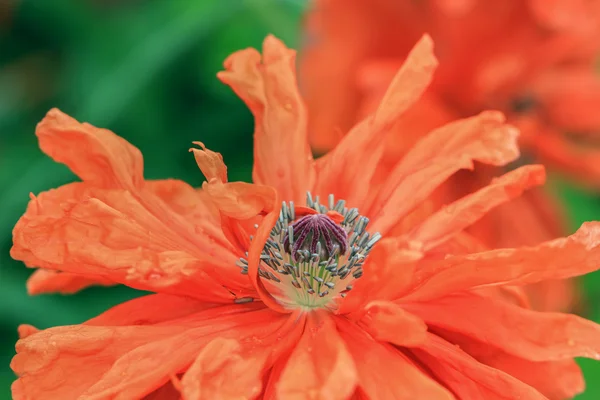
[79,308,284,400]
[359,300,427,347]
[368,111,519,235]
[338,238,422,314]
[36,108,144,189]
[199,164,278,257]
[11,184,242,301]
[190,142,228,183]
[314,35,438,209]
[26,269,114,295]
[401,222,600,302]
[12,324,181,399]
[336,317,454,399]
[412,334,546,400]
[409,165,545,251]
[145,179,232,251]
[12,303,261,400]
[201,173,284,312]
[203,180,276,221]
[17,325,40,339]
[438,329,585,400]
[217,35,314,204]
[277,311,357,400]
[180,338,264,400]
[405,292,600,361]
[145,179,219,224]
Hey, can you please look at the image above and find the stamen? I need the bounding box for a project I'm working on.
[236,192,381,310]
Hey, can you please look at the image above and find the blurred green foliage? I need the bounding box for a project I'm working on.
[1,0,600,399]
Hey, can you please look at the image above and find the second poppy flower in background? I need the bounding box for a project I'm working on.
[301,0,600,312]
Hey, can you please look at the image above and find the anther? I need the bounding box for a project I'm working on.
[283,213,348,261]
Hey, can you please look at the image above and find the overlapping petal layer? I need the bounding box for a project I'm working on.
[11,35,600,400]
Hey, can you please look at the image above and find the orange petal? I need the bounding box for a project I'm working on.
[452,334,585,400]
[26,269,114,295]
[79,308,285,400]
[190,142,228,183]
[11,323,184,399]
[409,165,546,251]
[201,175,285,311]
[263,357,288,400]
[406,292,600,362]
[372,35,438,130]
[359,300,427,347]
[338,238,422,314]
[368,111,520,236]
[412,333,546,400]
[11,184,240,301]
[17,325,39,339]
[145,179,234,253]
[314,35,438,209]
[85,293,216,326]
[258,311,308,399]
[36,108,144,189]
[401,222,600,302]
[203,180,277,221]
[277,311,358,400]
[475,184,567,249]
[180,338,264,400]
[217,35,314,204]
[14,183,116,296]
[500,359,583,400]
[336,317,454,399]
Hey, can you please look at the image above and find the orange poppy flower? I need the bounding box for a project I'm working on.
[10,36,600,399]
[300,0,600,312]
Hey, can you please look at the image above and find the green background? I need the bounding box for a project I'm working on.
[0,1,599,399]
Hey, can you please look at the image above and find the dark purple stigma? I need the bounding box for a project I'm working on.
[283,214,348,261]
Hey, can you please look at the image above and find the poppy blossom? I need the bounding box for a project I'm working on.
[10,36,600,399]
[300,0,600,311]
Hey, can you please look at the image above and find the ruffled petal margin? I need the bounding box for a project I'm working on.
[217,35,315,204]
[401,222,600,302]
[405,292,600,362]
[411,334,546,400]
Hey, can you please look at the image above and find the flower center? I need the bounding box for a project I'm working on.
[237,192,381,310]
